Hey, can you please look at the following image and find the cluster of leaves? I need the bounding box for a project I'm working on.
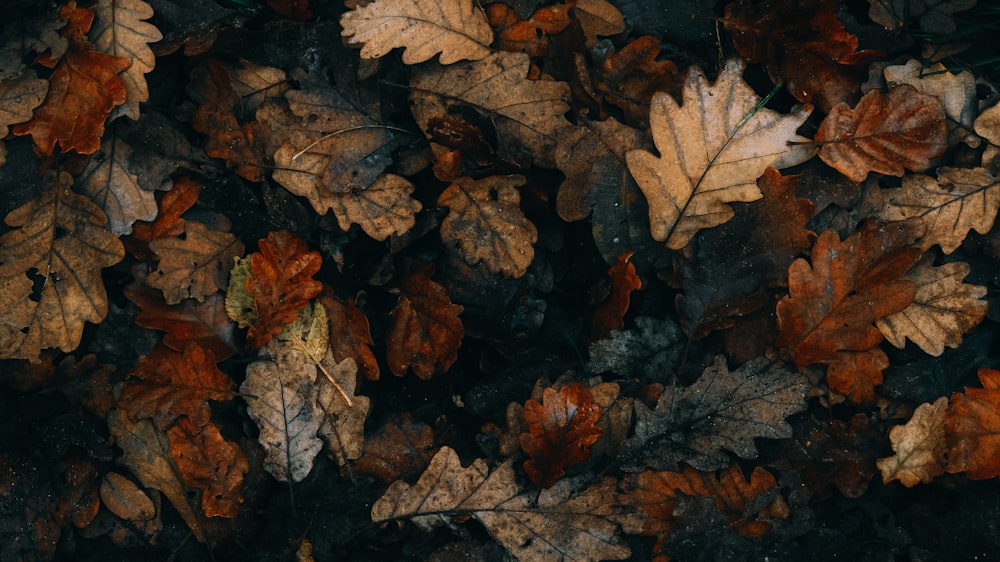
[1,0,999,560]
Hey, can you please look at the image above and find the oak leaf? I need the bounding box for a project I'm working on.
[190,60,264,182]
[409,51,572,167]
[883,59,978,146]
[372,446,645,562]
[881,167,1000,254]
[341,0,492,64]
[877,397,948,487]
[0,71,48,165]
[316,354,370,466]
[11,2,130,155]
[168,417,249,518]
[130,177,201,247]
[318,289,380,381]
[147,221,244,305]
[622,356,808,472]
[352,413,438,483]
[588,316,685,381]
[89,0,163,120]
[386,271,464,378]
[946,368,1000,480]
[591,251,642,339]
[876,255,987,356]
[520,383,603,488]
[99,472,162,539]
[487,2,570,57]
[776,219,925,403]
[868,0,976,34]
[0,174,125,361]
[625,58,814,250]
[78,136,158,235]
[594,36,680,126]
[439,175,538,278]
[229,59,288,115]
[815,85,948,182]
[572,0,626,46]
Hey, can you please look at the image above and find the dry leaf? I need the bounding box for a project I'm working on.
[0,174,125,361]
[0,71,48,165]
[625,58,814,250]
[591,251,642,339]
[318,289,380,381]
[352,413,438,483]
[438,175,538,278]
[487,2,571,57]
[572,0,626,46]
[100,472,162,538]
[190,60,265,182]
[89,0,163,120]
[877,397,948,487]
[168,417,249,518]
[386,270,464,378]
[876,255,987,356]
[815,85,948,182]
[78,136,158,235]
[147,221,244,305]
[520,383,603,488]
[868,0,976,34]
[946,368,1000,479]
[593,36,680,126]
[316,354,370,466]
[341,0,492,64]
[883,59,978,146]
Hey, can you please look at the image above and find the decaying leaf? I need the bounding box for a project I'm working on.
[316,354,370,466]
[372,446,645,562]
[946,368,1000,480]
[883,59,978,146]
[487,2,571,57]
[593,36,680,126]
[318,289,380,381]
[0,71,48,165]
[341,0,493,64]
[625,58,814,249]
[352,413,438,483]
[190,59,265,181]
[573,0,626,46]
[168,417,248,518]
[588,316,685,381]
[815,85,948,182]
[591,251,642,339]
[78,136,158,236]
[147,221,244,305]
[876,255,987,356]
[0,174,125,362]
[622,356,808,472]
[877,397,948,487]
[868,0,977,34]
[89,0,163,120]
[439,175,538,278]
[386,270,464,378]
[100,472,162,538]
[520,383,603,488]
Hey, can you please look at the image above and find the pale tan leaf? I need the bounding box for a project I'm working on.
[100,472,162,538]
[323,174,421,241]
[0,71,47,135]
[316,353,370,466]
[0,173,125,361]
[625,58,814,249]
[410,51,572,167]
[90,0,163,120]
[876,255,987,356]
[881,167,1000,253]
[439,175,537,278]
[340,0,492,64]
[147,222,245,304]
[883,59,978,146]
[974,102,1000,146]
[572,0,625,46]
[230,59,288,115]
[78,137,158,235]
[877,397,948,487]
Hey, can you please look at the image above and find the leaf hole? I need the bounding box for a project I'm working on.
[54,226,69,240]
[26,268,45,302]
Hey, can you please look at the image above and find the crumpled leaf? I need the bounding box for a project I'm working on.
[89,0,163,120]
[868,0,977,34]
[386,270,464,378]
[147,221,244,305]
[0,174,125,361]
[439,175,538,278]
[352,413,438,483]
[876,255,987,356]
[410,51,572,167]
[341,0,492,64]
[881,167,1000,254]
[168,417,248,518]
[12,2,130,155]
[621,356,808,472]
[129,177,201,248]
[877,397,948,487]
[815,84,948,183]
[372,446,645,562]
[776,219,925,403]
[625,58,814,249]
[316,354,370,467]
[946,368,1000,479]
[78,136,158,235]
[520,383,603,488]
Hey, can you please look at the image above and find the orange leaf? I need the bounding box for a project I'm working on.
[130,177,201,248]
[776,219,924,402]
[591,251,642,340]
[168,417,249,518]
[520,383,602,488]
[946,368,1000,480]
[595,36,680,125]
[317,288,380,381]
[190,60,264,182]
[816,85,948,183]
[246,230,324,348]
[118,343,237,430]
[487,2,571,57]
[12,2,130,155]
[386,271,464,378]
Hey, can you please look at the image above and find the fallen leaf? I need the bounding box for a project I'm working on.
[372,446,645,562]
[190,59,264,182]
[322,174,422,241]
[625,58,814,250]
[881,167,1000,254]
[0,173,125,362]
[780,413,884,498]
[946,368,1000,479]
[89,0,163,120]
[147,221,245,305]
[974,102,1000,146]
[588,316,685,381]
[0,71,48,165]
[316,354,370,466]
[591,251,642,339]
[55,354,117,419]
[11,2,130,155]
[130,177,201,246]
[876,255,987,356]
[594,36,680,126]
[572,0,626,46]
[622,356,808,472]
[386,270,464,378]
[487,2,571,57]
[78,136,158,235]
[815,85,948,182]
[868,0,976,34]
[877,397,948,487]
[168,417,249,518]
[352,413,438,483]
[883,59,978,146]
[100,472,162,538]
[118,343,237,431]
[267,0,312,20]
[520,383,603,488]
[229,59,288,115]
[317,289,380,381]
[439,175,538,278]
[776,219,925,402]
[341,0,492,64]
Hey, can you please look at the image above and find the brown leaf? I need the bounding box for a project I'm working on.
[0,71,48,165]
[591,251,642,340]
[190,60,264,182]
[386,271,464,378]
[816,85,948,182]
[78,136,159,235]
[946,368,1000,479]
[89,0,162,120]
[868,0,976,35]
[12,2,130,155]
[317,288,380,381]
[572,0,625,46]
[315,354,370,466]
[147,221,245,305]
[168,417,249,518]
[594,36,680,126]
[56,354,116,419]
[352,413,438,483]
[128,177,202,258]
[100,472,162,538]
[487,2,571,57]
[118,343,237,431]
[267,0,313,20]
[520,383,603,488]
[439,175,538,278]
[878,397,948,487]
[776,219,925,402]
[0,173,125,361]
